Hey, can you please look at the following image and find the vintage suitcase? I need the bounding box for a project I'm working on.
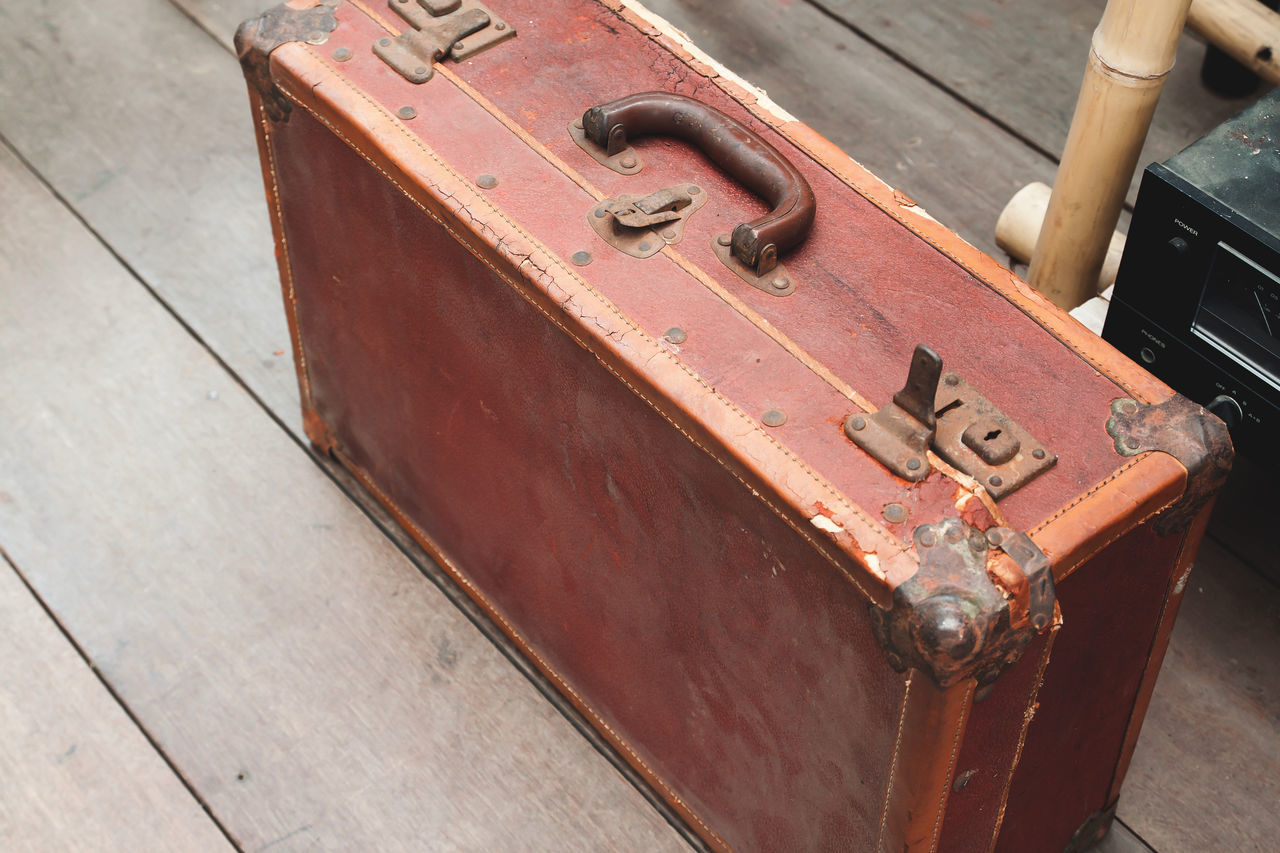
[236,1,1232,850]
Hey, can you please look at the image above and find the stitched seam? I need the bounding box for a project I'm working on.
[340,455,728,849]
[931,682,973,851]
[1028,455,1150,536]
[876,673,913,852]
[257,101,314,406]
[275,62,900,599]
[986,627,1058,853]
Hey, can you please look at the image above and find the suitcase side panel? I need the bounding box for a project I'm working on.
[935,627,1057,853]
[994,520,1187,852]
[265,98,909,851]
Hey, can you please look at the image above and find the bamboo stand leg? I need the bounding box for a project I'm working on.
[1189,0,1280,86]
[1028,0,1193,310]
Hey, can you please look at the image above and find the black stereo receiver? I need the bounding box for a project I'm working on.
[1103,89,1279,469]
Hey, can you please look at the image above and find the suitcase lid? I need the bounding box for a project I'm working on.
[239,0,1230,686]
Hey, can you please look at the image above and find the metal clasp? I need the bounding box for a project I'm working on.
[587,185,708,259]
[845,345,1056,499]
[373,0,515,84]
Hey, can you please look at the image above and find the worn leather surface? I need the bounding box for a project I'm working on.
[268,103,905,850]
[994,522,1185,852]
[247,2,1211,850]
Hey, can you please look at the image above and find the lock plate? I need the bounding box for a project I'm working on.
[847,346,1056,499]
[588,185,707,258]
[933,372,1056,499]
[374,0,515,84]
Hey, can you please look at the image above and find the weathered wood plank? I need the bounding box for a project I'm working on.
[809,0,1262,203]
[0,142,688,851]
[0,552,233,853]
[0,0,300,431]
[1120,536,1280,853]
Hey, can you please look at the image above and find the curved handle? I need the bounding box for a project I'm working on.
[582,92,815,276]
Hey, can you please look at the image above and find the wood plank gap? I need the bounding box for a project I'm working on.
[1114,817,1158,852]
[796,0,1139,220]
[0,543,244,852]
[166,0,236,52]
[800,0,1066,166]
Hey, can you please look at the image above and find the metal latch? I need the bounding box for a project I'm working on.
[373,0,515,84]
[587,185,708,259]
[845,345,1056,499]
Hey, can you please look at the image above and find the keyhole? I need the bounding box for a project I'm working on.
[984,429,1002,442]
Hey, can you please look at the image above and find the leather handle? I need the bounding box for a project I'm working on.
[582,92,816,276]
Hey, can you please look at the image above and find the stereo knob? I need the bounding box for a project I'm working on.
[1206,394,1243,431]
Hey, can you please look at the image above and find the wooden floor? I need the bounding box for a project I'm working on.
[0,0,1275,850]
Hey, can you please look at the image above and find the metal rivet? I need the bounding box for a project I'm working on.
[594,208,607,218]
[762,409,787,428]
[1125,437,1140,450]
[771,276,790,291]
[1033,614,1049,631]
[379,37,391,46]
[987,530,1004,547]
[476,174,498,189]
[495,22,507,31]
[906,457,922,471]
[988,475,1003,487]
[1033,448,1046,460]
[919,531,936,548]
[571,251,592,266]
[945,374,960,386]
[455,41,466,51]
[662,229,677,240]
[415,66,428,76]
[573,119,583,129]
[882,503,907,524]
[945,525,963,544]
[332,47,353,62]
[850,416,867,431]
[619,155,637,169]
[1121,400,1139,415]
[971,532,988,550]
[664,327,687,344]
[397,106,417,120]
[953,769,977,792]
[717,233,732,247]
[688,186,701,194]
[638,241,651,252]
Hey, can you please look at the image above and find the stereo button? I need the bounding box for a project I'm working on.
[1206,394,1243,431]
[1168,236,1190,255]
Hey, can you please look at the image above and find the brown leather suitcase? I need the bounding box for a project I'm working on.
[236,1,1232,849]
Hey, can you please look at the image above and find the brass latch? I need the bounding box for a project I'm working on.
[373,0,515,84]
[845,345,1056,499]
[587,185,708,259]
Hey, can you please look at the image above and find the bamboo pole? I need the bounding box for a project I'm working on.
[1028,0,1193,310]
[995,182,1127,291]
[1188,0,1280,86]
